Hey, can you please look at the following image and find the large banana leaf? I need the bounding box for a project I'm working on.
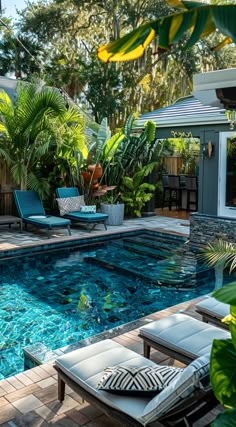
[210,338,236,408]
[103,131,124,161]
[98,3,236,62]
[212,408,236,427]
[213,281,236,306]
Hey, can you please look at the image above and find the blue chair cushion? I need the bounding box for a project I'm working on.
[64,212,108,222]
[24,215,70,228]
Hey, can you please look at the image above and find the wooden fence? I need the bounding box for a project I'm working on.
[163,156,183,175]
[0,161,18,215]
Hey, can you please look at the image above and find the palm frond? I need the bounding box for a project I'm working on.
[27,172,50,199]
[200,239,236,273]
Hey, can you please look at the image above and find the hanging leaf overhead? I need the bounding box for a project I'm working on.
[97,2,236,63]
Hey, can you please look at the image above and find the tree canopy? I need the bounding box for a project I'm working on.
[0,0,235,128]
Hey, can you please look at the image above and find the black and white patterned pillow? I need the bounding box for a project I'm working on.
[56,196,85,216]
[97,365,183,395]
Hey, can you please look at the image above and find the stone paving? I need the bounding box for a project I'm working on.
[0,299,222,427]
[0,214,221,426]
[0,214,189,255]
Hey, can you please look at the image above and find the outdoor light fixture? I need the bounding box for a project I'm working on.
[226,110,236,130]
[202,141,214,159]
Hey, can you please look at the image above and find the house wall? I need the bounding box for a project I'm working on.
[190,213,236,244]
[155,124,229,217]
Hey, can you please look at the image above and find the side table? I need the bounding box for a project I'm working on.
[0,215,23,232]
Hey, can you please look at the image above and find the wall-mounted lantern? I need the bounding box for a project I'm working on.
[203,141,214,159]
[226,110,236,130]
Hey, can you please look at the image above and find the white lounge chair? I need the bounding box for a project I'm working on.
[139,313,230,364]
[195,297,229,329]
[54,339,218,427]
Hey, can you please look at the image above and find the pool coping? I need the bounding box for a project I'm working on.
[0,226,188,259]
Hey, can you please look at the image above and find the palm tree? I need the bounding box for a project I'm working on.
[0,79,86,198]
[98,1,236,62]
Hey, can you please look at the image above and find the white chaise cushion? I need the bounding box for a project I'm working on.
[139,354,210,425]
[55,339,212,426]
[196,297,229,320]
[139,313,230,359]
[55,339,156,421]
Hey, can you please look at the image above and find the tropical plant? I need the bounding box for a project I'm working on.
[0,80,85,198]
[101,114,157,189]
[98,1,236,63]
[120,162,156,217]
[55,111,88,187]
[210,281,236,426]
[201,239,236,425]
[79,117,124,203]
[170,136,200,175]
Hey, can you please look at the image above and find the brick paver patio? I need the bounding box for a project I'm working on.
[0,299,223,426]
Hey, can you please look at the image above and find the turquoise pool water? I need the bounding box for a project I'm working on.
[0,232,224,379]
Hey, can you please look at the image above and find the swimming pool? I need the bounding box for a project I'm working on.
[0,231,227,379]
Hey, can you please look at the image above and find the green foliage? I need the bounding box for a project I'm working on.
[101,114,158,190]
[169,136,200,175]
[200,239,236,273]
[203,241,236,425]
[210,281,236,424]
[0,79,86,198]
[212,408,236,427]
[120,163,156,217]
[210,337,236,408]
[213,281,236,306]
[11,0,235,129]
[98,3,236,62]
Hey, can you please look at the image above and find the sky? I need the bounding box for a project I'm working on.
[2,0,30,19]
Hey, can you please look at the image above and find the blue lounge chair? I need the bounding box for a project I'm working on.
[14,190,71,238]
[56,187,108,231]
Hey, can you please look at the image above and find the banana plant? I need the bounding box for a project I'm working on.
[210,281,236,426]
[98,1,236,63]
[120,162,156,217]
[201,239,236,425]
[102,114,157,189]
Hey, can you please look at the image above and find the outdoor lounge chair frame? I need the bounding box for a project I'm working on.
[14,190,71,238]
[140,337,195,365]
[195,308,229,329]
[138,313,230,365]
[195,308,229,330]
[194,297,230,330]
[54,365,218,427]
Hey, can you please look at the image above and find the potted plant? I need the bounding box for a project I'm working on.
[100,190,124,226]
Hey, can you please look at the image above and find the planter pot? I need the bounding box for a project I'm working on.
[100,203,124,226]
[87,163,103,180]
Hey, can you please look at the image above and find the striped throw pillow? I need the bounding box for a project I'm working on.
[97,365,183,395]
